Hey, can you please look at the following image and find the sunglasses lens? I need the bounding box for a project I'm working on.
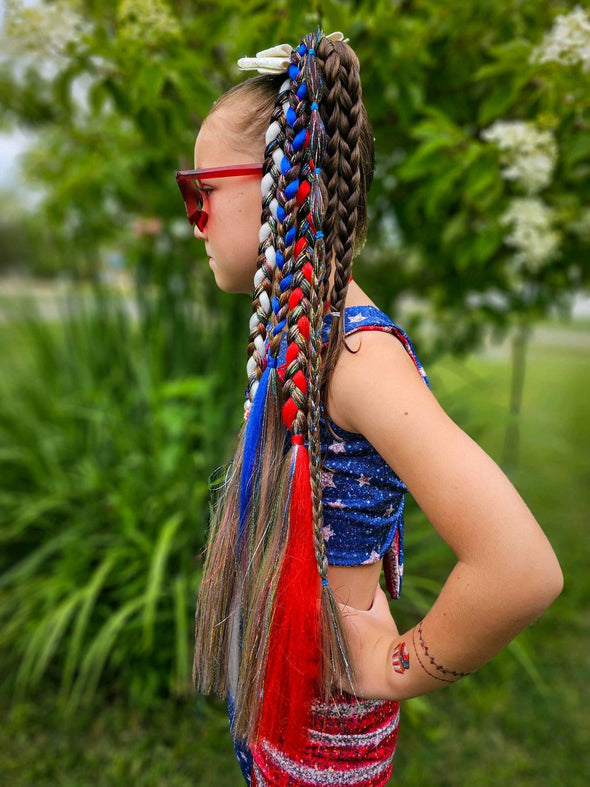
[179,180,207,228]
[195,210,208,231]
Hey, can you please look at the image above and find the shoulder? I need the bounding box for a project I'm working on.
[326,285,430,434]
[328,318,434,435]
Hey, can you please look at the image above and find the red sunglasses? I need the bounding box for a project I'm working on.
[176,164,264,231]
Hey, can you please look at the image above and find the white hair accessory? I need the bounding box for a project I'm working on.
[237,32,347,74]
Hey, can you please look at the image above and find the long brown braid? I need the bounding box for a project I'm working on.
[315,38,375,401]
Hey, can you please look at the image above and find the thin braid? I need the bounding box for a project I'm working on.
[299,35,329,582]
[267,82,299,363]
[245,85,290,409]
[315,38,369,400]
[280,41,315,436]
[317,39,362,306]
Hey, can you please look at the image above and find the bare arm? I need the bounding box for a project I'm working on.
[328,330,563,701]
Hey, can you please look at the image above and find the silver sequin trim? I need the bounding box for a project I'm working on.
[252,761,267,786]
[259,741,394,785]
[311,697,388,718]
[308,707,400,749]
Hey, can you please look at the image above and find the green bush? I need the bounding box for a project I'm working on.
[0,287,244,709]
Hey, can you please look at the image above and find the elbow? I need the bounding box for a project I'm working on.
[516,550,564,622]
[541,553,564,608]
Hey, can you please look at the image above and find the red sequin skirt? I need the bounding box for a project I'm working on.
[251,693,400,786]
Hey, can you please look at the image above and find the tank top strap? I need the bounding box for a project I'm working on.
[322,304,429,387]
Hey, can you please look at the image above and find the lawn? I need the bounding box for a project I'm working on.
[0,321,588,786]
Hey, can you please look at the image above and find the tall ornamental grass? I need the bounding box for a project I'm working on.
[0,287,243,710]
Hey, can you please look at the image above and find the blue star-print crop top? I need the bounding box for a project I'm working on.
[317,305,429,596]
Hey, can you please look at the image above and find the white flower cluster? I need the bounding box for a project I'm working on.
[481,120,557,194]
[481,121,561,268]
[531,6,590,72]
[2,0,90,60]
[500,198,561,270]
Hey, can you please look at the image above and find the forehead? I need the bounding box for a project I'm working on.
[193,102,263,168]
[194,112,232,168]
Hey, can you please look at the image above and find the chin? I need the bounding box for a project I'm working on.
[214,274,250,295]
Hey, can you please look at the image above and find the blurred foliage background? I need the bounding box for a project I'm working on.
[0,0,588,784]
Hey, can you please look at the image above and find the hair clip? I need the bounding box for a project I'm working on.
[237,32,347,74]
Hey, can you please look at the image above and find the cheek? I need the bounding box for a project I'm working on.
[235,188,262,244]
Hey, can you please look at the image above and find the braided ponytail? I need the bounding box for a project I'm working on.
[194,31,374,752]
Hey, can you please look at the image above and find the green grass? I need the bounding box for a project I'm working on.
[0,323,588,785]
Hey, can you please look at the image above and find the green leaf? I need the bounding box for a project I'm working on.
[442,212,468,247]
[15,591,83,698]
[172,574,191,695]
[506,636,548,695]
[89,81,107,115]
[142,512,184,651]
[398,138,457,181]
[473,39,534,81]
[70,596,145,708]
[60,555,118,698]
[563,133,590,168]
[103,78,130,114]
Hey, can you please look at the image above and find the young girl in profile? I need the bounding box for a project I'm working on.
[177,30,563,786]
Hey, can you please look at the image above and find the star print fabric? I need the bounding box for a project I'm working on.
[319,414,408,567]
[276,305,429,580]
[317,306,428,579]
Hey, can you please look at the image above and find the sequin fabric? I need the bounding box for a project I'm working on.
[317,306,429,594]
[251,694,401,786]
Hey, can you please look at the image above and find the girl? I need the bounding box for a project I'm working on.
[177,30,563,786]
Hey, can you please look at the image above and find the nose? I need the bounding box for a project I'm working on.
[193,223,207,240]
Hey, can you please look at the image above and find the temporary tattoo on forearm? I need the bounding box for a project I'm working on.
[412,622,471,683]
[391,641,410,674]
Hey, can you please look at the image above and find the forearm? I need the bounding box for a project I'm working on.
[345,555,562,702]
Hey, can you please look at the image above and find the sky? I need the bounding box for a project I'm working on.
[0,0,37,189]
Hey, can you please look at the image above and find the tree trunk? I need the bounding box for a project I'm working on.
[502,322,531,471]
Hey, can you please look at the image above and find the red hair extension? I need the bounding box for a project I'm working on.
[256,442,321,753]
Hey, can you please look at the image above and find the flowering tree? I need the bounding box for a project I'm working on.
[1,0,589,354]
[354,4,590,361]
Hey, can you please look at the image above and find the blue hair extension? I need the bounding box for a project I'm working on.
[238,364,272,545]
[286,107,297,127]
[297,82,308,100]
[292,128,307,151]
[285,178,299,199]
